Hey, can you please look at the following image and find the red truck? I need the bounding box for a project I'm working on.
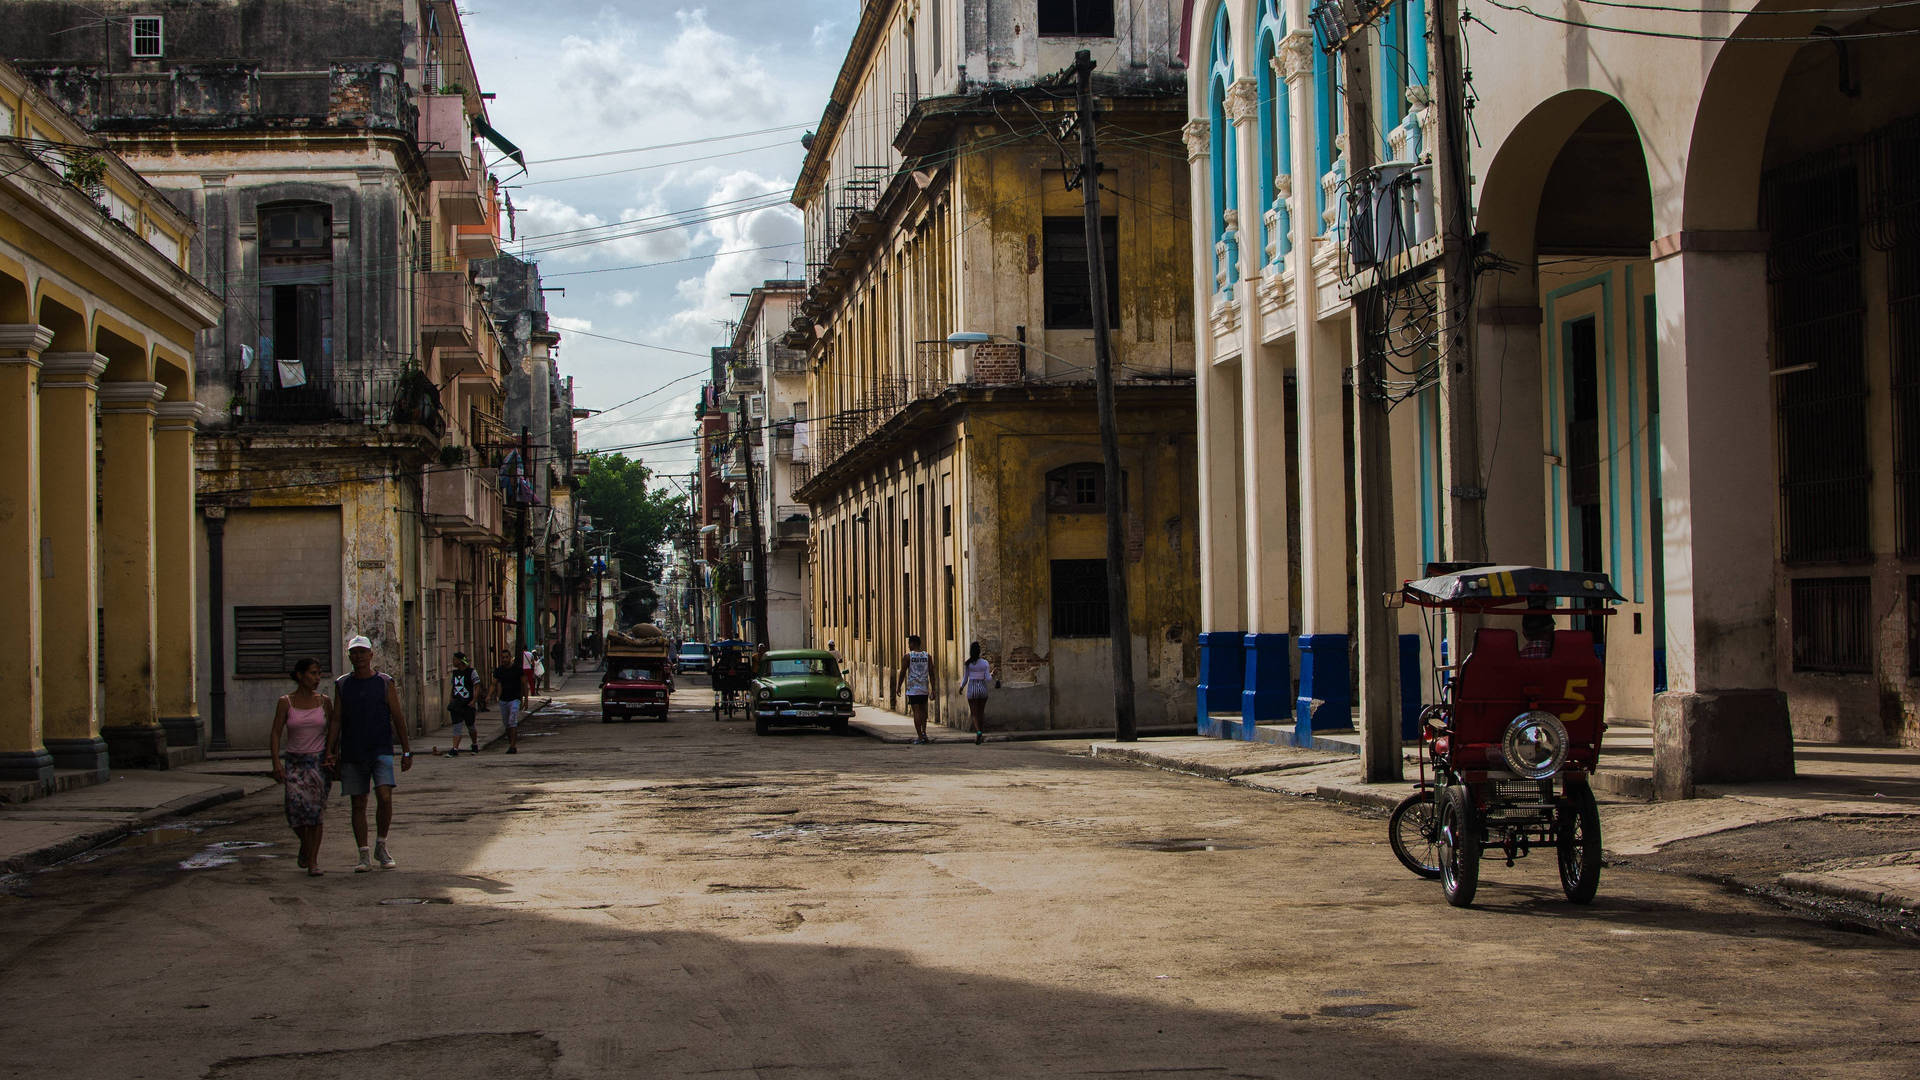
[600,630,673,722]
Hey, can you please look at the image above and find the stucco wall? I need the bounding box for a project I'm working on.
[215,504,342,748]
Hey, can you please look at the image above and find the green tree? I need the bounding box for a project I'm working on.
[577,453,685,625]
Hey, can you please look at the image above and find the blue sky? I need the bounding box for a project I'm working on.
[464,2,850,479]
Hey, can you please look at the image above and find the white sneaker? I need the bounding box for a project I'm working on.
[354,848,373,873]
[374,841,396,869]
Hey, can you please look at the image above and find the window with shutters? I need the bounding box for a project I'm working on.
[255,203,334,417]
[1043,217,1120,330]
[235,605,333,676]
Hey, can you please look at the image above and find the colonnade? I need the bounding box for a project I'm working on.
[0,320,202,785]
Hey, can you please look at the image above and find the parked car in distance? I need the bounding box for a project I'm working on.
[752,650,855,735]
[676,641,710,674]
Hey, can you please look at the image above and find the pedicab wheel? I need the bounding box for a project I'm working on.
[1557,774,1603,904]
[1438,785,1480,908]
[1388,790,1443,880]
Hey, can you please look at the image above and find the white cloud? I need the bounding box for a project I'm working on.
[556,10,785,133]
[513,194,692,265]
[550,315,595,335]
[609,290,642,307]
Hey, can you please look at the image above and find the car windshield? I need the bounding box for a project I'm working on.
[681,644,708,656]
[610,666,660,682]
[767,657,838,678]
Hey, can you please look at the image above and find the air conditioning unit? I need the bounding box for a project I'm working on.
[1347,162,1429,270]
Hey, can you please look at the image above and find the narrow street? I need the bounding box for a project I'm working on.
[3,676,1917,1080]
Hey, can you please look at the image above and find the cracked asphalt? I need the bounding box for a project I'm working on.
[3,676,1918,1079]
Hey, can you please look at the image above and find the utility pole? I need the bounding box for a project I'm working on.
[1072,49,1137,742]
[1431,0,1484,565]
[1342,32,1405,783]
[518,425,532,657]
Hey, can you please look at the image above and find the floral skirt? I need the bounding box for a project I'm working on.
[283,752,329,828]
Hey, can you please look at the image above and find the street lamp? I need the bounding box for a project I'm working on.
[947,328,1137,741]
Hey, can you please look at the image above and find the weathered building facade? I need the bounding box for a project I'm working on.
[792,0,1200,731]
[4,0,517,747]
[719,280,812,648]
[1183,0,1920,790]
[0,58,221,785]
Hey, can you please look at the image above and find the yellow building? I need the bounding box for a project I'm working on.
[791,0,1200,730]
[0,60,220,787]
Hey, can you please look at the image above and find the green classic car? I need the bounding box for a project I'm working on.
[752,650,855,735]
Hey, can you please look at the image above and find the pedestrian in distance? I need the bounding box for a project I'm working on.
[447,651,481,756]
[521,644,538,701]
[534,648,547,692]
[893,633,935,744]
[269,657,336,877]
[494,648,527,754]
[960,641,995,745]
[328,635,413,873]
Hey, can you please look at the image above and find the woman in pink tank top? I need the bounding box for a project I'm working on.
[270,658,337,876]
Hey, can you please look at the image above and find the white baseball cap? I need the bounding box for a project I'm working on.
[346,635,373,652]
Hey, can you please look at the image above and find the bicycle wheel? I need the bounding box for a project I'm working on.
[1388,790,1443,880]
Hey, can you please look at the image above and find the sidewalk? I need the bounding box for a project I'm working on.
[1082,734,1920,924]
[847,700,1191,744]
[0,692,560,877]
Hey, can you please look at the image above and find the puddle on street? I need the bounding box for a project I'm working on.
[117,828,201,847]
[1316,1003,1412,1019]
[178,840,273,871]
[379,897,453,905]
[1123,838,1253,853]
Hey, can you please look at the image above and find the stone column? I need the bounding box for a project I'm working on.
[154,402,204,748]
[1283,31,1352,742]
[0,325,51,786]
[1219,75,1293,737]
[38,352,108,776]
[1650,243,1793,798]
[1184,117,1249,734]
[98,380,168,768]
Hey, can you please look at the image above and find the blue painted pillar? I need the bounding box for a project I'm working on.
[1295,633,1351,742]
[1196,630,1247,737]
[1241,633,1292,737]
[1399,633,1423,740]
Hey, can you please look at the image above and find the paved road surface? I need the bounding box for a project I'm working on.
[3,678,1916,1078]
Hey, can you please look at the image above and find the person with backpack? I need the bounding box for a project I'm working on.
[446,651,482,756]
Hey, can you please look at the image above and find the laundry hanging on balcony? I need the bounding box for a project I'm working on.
[276,356,308,389]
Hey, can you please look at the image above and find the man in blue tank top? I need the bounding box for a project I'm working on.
[328,634,414,873]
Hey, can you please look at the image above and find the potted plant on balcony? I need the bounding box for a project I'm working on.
[438,443,468,467]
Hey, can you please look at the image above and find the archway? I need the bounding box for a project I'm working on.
[1472,91,1659,720]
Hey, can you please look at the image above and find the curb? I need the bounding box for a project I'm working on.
[1778,872,1920,914]
[1086,744,1406,810]
[1,782,247,876]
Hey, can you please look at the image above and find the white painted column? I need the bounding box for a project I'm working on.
[1282,27,1351,735]
[1650,243,1792,797]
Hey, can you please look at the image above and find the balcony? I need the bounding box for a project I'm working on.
[417,93,474,182]
[426,464,504,542]
[420,270,495,376]
[432,150,488,226]
[231,369,443,432]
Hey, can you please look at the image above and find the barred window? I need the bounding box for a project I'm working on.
[1051,559,1110,638]
[1790,578,1870,674]
[130,16,163,58]
[235,606,333,676]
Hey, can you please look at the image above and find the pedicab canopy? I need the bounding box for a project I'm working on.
[1401,564,1625,611]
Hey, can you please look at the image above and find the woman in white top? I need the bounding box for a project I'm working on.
[893,634,936,744]
[960,641,994,744]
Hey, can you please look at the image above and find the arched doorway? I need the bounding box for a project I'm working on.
[1474,92,1662,724]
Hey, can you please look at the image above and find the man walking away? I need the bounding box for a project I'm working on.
[893,634,935,744]
[329,635,413,872]
[447,651,481,756]
[494,648,526,754]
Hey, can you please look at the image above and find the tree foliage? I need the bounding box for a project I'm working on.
[577,453,685,624]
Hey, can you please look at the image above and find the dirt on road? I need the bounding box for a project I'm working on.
[3,678,1917,1079]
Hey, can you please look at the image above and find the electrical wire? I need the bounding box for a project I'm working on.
[1480,0,1920,41]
